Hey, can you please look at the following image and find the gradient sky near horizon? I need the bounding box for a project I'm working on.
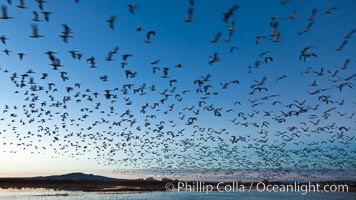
[0,0,355,181]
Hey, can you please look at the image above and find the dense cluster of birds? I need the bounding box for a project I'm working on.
[0,0,355,181]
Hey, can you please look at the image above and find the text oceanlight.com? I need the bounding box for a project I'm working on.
[165,181,349,195]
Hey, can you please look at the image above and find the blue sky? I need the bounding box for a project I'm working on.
[0,0,355,181]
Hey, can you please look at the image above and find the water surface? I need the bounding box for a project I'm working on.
[0,188,355,199]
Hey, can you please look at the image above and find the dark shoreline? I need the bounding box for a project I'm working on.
[0,179,355,192]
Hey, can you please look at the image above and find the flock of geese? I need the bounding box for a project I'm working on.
[0,0,355,181]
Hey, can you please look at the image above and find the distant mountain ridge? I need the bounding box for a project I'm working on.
[27,172,125,182]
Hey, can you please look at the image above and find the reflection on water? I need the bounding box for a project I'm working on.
[0,188,355,199]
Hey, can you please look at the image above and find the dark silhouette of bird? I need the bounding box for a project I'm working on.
[32,11,42,22]
[42,11,51,22]
[343,29,355,39]
[17,0,28,9]
[60,24,73,43]
[229,46,238,52]
[308,8,317,20]
[288,9,296,19]
[125,70,137,78]
[1,5,12,19]
[128,4,139,14]
[30,25,43,38]
[210,32,222,43]
[336,40,347,51]
[323,7,336,15]
[184,7,194,23]
[35,0,47,10]
[107,16,116,30]
[3,49,11,55]
[18,53,26,60]
[340,59,350,70]
[256,35,266,45]
[223,4,239,23]
[298,22,314,35]
[189,0,194,6]
[0,35,9,45]
[208,52,220,65]
[145,31,156,43]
